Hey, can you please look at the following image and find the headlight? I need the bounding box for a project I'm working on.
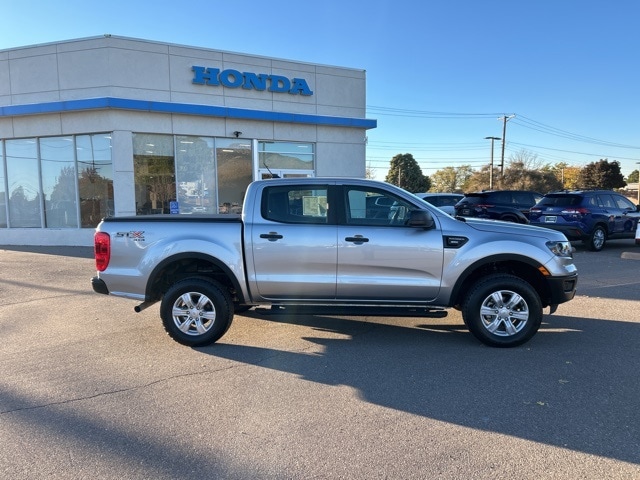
[546,240,573,257]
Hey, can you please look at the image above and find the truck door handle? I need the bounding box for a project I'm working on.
[260,232,284,241]
[345,235,369,244]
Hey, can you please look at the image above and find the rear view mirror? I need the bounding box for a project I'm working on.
[407,209,434,229]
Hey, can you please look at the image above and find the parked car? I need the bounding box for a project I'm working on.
[529,190,640,251]
[415,192,464,215]
[454,190,543,223]
[636,220,640,245]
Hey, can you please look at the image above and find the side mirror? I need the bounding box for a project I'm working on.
[407,209,434,229]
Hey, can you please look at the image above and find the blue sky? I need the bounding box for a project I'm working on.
[3,0,640,179]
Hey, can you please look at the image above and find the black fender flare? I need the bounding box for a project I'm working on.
[144,252,246,304]
[449,253,547,307]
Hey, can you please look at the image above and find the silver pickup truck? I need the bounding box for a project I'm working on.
[91,177,578,348]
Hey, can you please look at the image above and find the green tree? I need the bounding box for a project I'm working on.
[429,165,474,192]
[627,169,639,183]
[385,153,430,192]
[579,159,626,189]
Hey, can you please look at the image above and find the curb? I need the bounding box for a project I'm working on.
[621,251,640,260]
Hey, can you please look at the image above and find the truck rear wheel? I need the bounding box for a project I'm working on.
[160,278,233,347]
[462,274,542,347]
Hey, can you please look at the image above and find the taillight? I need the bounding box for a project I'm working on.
[561,207,590,218]
[94,232,111,272]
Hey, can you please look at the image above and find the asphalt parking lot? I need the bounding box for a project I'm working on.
[1,241,639,479]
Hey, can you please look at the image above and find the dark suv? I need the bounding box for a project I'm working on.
[454,190,542,223]
[529,190,640,251]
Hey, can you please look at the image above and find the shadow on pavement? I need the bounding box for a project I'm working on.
[202,310,640,465]
[0,245,94,258]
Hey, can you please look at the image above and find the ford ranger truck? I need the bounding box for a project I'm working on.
[92,178,578,348]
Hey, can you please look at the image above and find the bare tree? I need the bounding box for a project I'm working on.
[429,165,474,192]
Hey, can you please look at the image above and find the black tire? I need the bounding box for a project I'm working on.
[160,278,233,347]
[587,225,606,252]
[462,274,542,347]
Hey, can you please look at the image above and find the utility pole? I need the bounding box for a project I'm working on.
[485,136,501,189]
[498,115,515,176]
[636,161,640,205]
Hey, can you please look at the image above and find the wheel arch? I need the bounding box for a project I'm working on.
[145,252,246,305]
[450,254,550,308]
[591,221,610,235]
[499,209,528,223]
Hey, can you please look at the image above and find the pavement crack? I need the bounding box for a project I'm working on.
[0,361,247,415]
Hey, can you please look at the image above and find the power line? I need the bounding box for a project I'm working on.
[513,115,640,149]
[366,106,502,118]
[366,106,640,151]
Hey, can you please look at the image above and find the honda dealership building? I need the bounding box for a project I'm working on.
[0,36,375,246]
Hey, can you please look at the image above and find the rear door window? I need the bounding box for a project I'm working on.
[597,194,616,209]
[613,195,636,211]
[262,185,330,224]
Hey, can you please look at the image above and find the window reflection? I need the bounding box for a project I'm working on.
[77,134,113,226]
[133,134,176,215]
[0,133,315,230]
[6,139,41,228]
[217,138,252,214]
[176,136,216,214]
[1,134,113,229]
[41,137,78,228]
[258,141,314,170]
[0,142,6,228]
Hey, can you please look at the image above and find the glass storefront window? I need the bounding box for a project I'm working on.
[0,134,315,231]
[1,134,113,229]
[133,134,176,215]
[77,134,113,227]
[6,139,41,228]
[176,136,216,214]
[258,141,314,170]
[216,138,252,214]
[133,134,253,216]
[40,136,78,228]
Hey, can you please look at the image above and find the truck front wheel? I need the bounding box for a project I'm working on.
[462,274,542,347]
[160,279,234,347]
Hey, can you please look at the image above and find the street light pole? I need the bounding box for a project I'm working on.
[498,115,515,175]
[485,136,501,189]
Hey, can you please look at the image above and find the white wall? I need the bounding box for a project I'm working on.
[0,36,374,246]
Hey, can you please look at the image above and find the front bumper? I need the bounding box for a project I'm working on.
[545,273,578,307]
